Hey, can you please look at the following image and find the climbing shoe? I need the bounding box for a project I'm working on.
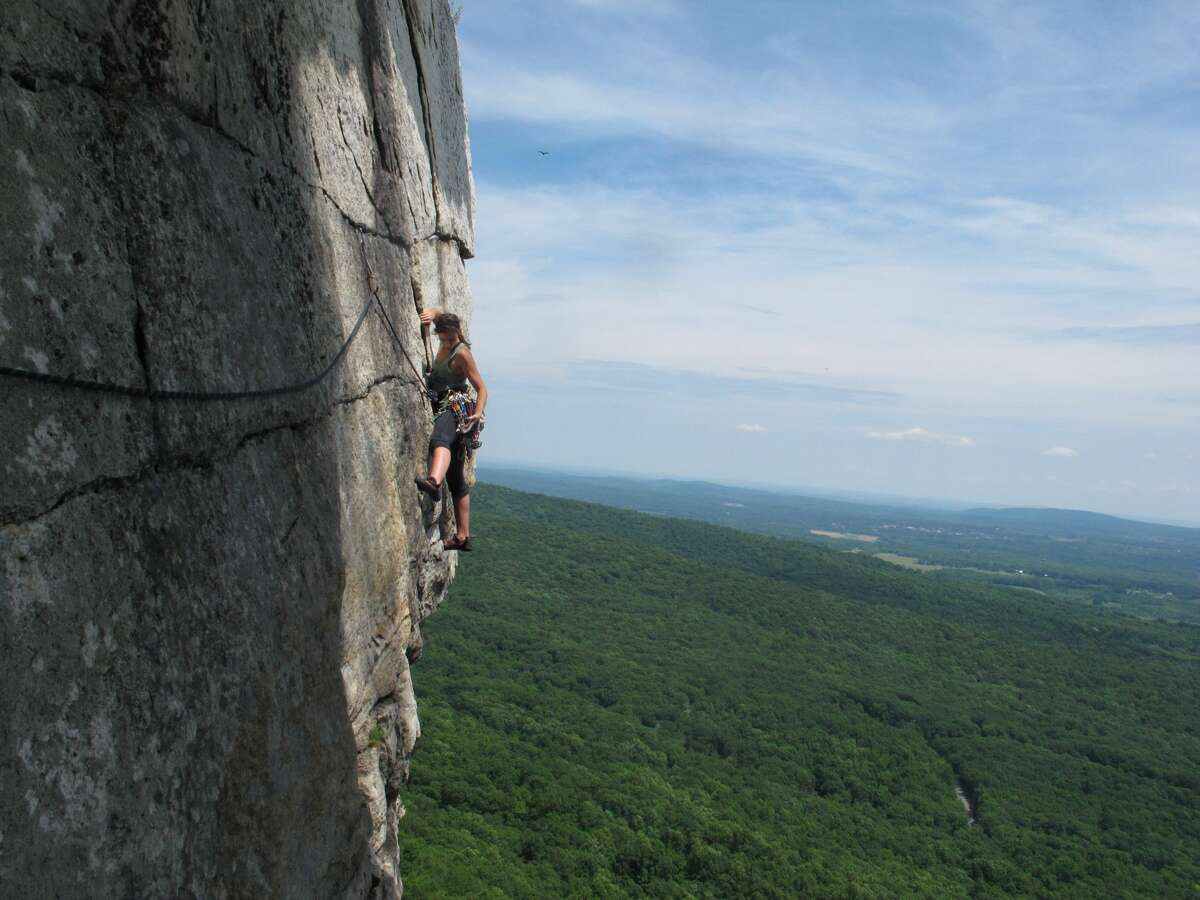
[443,535,472,552]
[414,477,441,497]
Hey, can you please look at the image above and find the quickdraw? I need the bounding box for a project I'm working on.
[434,388,485,453]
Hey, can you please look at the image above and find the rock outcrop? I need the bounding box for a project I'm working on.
[0,2,473,895]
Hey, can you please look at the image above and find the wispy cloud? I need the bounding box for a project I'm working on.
[458,1,1200,520]
[462,41,937,179]
[555,360,901,405]
[1044,446,1080,458]
[731,303,782,317]
[472,178,1200,414]
[736,423,768,433]
[1046,323,1200,345]
[1160,392,1200,406]
[866,427,976,448]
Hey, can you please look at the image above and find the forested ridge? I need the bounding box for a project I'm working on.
[399,485,1200,898]
[479,467,1200,624]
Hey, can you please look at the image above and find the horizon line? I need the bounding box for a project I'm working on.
[477,459,1200,531]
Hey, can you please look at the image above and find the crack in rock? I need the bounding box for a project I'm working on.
[399,0,440,235]
[337,105,398,238]
[1,373,410,529]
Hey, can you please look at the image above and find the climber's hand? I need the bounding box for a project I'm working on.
[460,413,481,432]
[419,308,436,325]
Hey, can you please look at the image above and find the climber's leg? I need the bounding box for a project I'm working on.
[443,493,471,551]
[453,493,470,542]
[417,411,457,495]
[443,445,472,548]
[428,446,452,484]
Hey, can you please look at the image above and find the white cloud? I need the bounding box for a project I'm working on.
[736,423,768,433]
[459,1,1200,521]
[460,7,955,182]
[471,179,1200,427]
[866,427,975,447]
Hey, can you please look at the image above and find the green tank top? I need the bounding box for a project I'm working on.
[428,343,469,395]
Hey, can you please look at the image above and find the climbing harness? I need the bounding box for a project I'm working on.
[441,388,485,453]
[426,338,484,451]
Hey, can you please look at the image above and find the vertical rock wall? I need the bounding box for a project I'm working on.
[0,1,473,896]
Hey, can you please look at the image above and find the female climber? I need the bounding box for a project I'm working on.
[413,309,488,552]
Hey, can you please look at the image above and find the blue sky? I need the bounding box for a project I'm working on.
[455,0,1199,524]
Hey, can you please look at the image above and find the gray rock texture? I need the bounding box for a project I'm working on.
[0,1,474,896]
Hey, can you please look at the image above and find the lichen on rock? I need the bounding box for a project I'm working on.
[0,2,474,896]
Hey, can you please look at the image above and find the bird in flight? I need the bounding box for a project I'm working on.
[538,150,550,156]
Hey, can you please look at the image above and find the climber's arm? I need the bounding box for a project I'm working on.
[458,349,488,422]
[418,306,444,325]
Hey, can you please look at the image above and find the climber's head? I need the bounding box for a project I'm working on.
[434,312,469,347]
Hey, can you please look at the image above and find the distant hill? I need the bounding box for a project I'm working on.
[478,466,1200,624]
[957,506,1199,542]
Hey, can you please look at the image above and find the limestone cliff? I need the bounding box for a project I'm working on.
[0,1,473,895]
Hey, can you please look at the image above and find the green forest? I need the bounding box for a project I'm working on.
[398,485,1200,899]
[480,467,1200,624]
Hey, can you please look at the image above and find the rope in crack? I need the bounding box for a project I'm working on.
[358,237,431,396]
[0,240,428,403]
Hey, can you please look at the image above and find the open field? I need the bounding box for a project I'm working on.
[874,552,944,572]
[810,529,879,543]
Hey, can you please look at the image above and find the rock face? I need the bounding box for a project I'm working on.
[0,2,473,896]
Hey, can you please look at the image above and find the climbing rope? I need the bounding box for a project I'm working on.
[0,241,430,404]
[358,238,429,395]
